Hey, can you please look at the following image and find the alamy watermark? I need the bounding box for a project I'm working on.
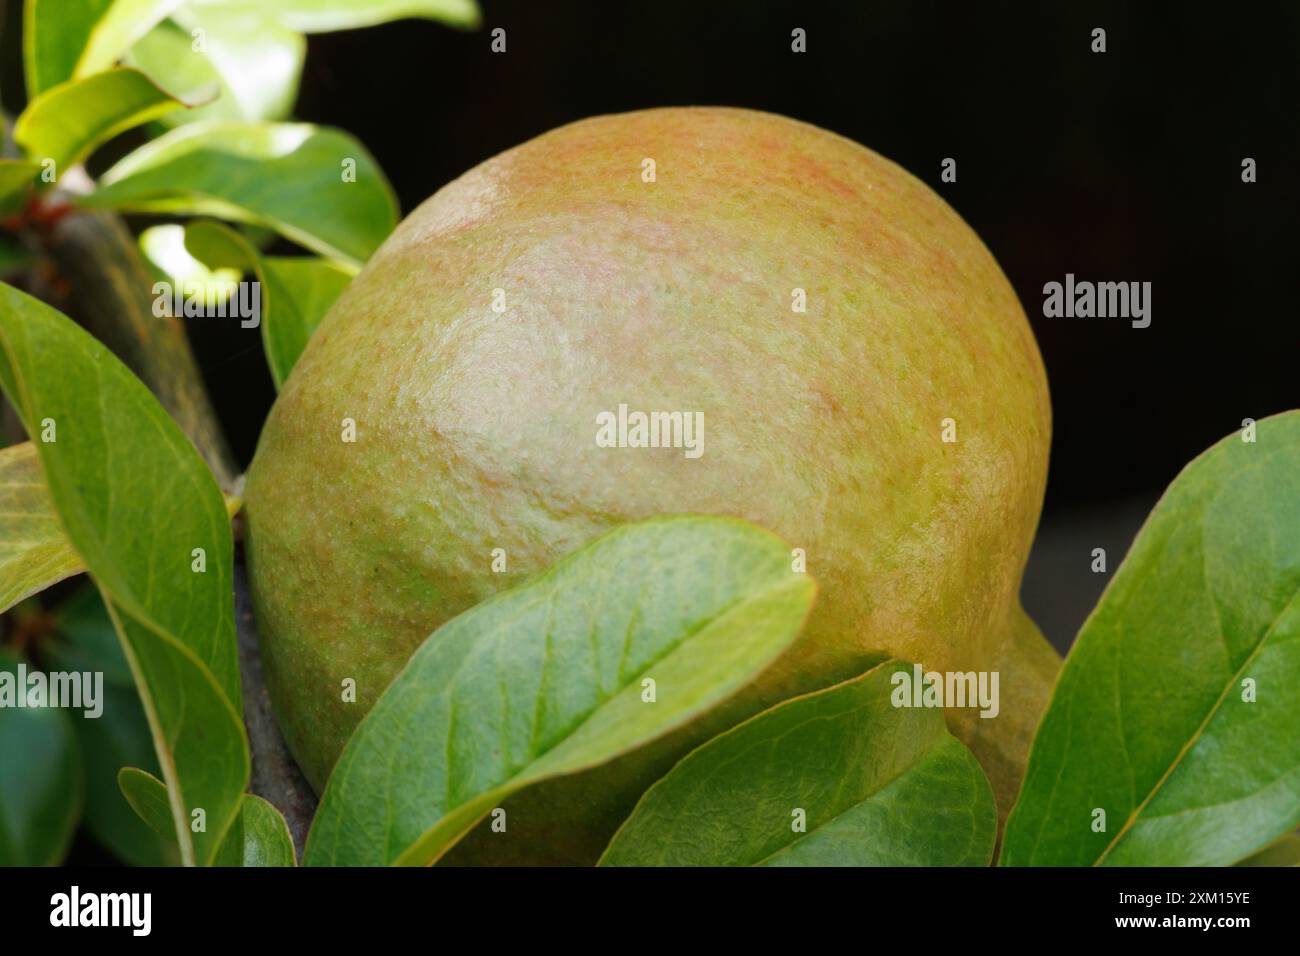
[50,886,151,936]
[0,662,103,718]
[890,663,1000,718]
[595,404,704,459]
[1042,273,1151,328]
[152,280,261,329]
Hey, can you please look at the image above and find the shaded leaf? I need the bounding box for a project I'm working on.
[600,660,996,866]
[42,587,176,865]
[0,282,247,866]
[0,649,82,865]
[185,220,350,387]
[0,442,83,614]
[83,120,398,267]
[305,516,816,867]
[14,67,205,174]
[1002,412,1300,866]
[117,765,173,836]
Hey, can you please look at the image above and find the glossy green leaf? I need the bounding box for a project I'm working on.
[0,649,82,866]
[1002,411,1300,867]
[266,0,480,32]
[24,0,183,97]
[128,8,305,127]
[43,588,176,866]
[600,660,996,866]
[24,0,113,96]
[305,516,816,867]
[185,220,351,387]
[122,768,296,867]
[14,67,204,178]
[0,442,84,614]
[0,282,247,866]
[83,120,398,267]
[227,795,296,867]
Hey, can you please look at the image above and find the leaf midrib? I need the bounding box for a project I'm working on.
[397,571,810,866]
[1094,583,1300,865]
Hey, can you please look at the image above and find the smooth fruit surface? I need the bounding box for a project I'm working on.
[245,107,1056,860]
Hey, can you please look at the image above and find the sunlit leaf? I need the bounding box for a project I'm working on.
[14,67,206,176]
[0,282,248,866]
[0,442,83,614]
[84,120,398,267]
[266,0,480,32]
[305,516,816,866]
[24,0,183,96]
[1002,412,1300,867]
[128,8,304,126]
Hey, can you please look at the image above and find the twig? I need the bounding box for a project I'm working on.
[234,562,317,859]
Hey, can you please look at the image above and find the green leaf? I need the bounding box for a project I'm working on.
[0,160,42,216]
[0,282,248,866]
[24,0,113,97]
[14,67,206,178]
[184,220,351,388]
[83,120,398,267]
[139,223,241,294]
[266,0,481,32]
[1002,412,1300,867]
[304,515,816,867]
[256,258,351,386]
[121,768,296,867]
[117,765,173,835]
[42,588,177,866]
[0,649,82,866]
[226,795,297,867]
[0,442,84,614]
[128,8,305,127]
[1236,831,1300,867]
[600,660,997,866]
[24,0,183,97]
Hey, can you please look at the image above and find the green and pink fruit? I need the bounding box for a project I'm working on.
[245,107,1058,863]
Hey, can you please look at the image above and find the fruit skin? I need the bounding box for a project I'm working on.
[245,107,1057,860]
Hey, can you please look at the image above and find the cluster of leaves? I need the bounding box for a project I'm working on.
[3,0,479,387]
[2,1,1298,868]
[0,0,475,865]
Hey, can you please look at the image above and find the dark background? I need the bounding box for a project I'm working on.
[4,1,1297,648]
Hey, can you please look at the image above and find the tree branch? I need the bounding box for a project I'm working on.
[234,562,317,858]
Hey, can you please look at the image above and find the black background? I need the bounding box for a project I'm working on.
[3,1,1297,648]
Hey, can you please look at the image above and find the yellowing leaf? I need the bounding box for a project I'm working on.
[0,442,83,614]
